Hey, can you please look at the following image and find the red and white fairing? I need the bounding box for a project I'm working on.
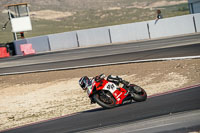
[87,79,128,105]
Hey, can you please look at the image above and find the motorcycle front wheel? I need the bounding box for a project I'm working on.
[130,85,147,102]
[93,91,116,109]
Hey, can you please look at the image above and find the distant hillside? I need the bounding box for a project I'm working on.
[0,0,188,11]
[0,0,189,43]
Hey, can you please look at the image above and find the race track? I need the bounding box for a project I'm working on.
[3,85,200,133]
[1,34,200,133]
[0,41,200,75]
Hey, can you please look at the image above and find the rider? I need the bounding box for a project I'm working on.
[79,74,130,104]
[79,74,105,91]
[79,76,93,91]
[79,74,124,91]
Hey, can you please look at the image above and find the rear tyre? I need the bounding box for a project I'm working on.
[93,91,116,109]
[130,85,147,102]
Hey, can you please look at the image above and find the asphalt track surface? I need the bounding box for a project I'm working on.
[0,42,200,75]
[2,85,200,133]
[1,34,200,132]
[0,33,200,75]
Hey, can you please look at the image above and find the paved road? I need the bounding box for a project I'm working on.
[2,85,200,133]
[0,33,200,65]
[1,34,200,67]
[0,43,200,75]
[84,109,200,133]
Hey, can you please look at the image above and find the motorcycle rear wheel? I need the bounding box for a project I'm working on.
[130,85,147,102]
[93,91,116,109]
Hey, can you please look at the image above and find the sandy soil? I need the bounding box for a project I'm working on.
[106,7,122,11]
[0,59,200,131]
[131,0,187,9]
[30,10,74,21]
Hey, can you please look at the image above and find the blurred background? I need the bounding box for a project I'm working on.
[0,0,190,43]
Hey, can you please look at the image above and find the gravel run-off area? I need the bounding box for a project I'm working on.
[0,59,200,131]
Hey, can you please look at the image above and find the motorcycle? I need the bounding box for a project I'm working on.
[87,74,147,109]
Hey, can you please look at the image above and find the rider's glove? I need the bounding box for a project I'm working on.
[95,74,105,82]
[100,74,105,79]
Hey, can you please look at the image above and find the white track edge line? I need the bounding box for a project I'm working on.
[1,55,200,76]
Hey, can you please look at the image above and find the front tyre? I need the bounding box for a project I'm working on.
[130,85,147,102]
[93,91,116,109]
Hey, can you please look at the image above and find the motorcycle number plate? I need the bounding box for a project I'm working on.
[103,82,117,93]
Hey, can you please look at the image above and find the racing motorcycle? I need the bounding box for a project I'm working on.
[87,74,147,109]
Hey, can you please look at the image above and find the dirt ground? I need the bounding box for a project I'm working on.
[30,10,74,21]
[131,0,187,9]
[0,59,200,131]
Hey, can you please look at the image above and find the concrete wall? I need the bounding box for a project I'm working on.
[109,22,149,43]
[13,39,28,55]
[48,32,78,51]
[189,0,200,14]
[26,36,50,53]
[13,14,199,56]
[188,0,200,3]
[194,13,200,32]
[77,27,111,47]
[193,2,200,13]
[148,14,196,39]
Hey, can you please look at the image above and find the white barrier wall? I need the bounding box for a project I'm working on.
[26,36,50,53]
[77,27,111,47]
[109,22,149,43]
[13,39,28,55]
[148,14,196,39]
[48,32,78,51]
[13,14,199,55]
[194,13,200,32]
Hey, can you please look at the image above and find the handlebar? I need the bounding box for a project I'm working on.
[120,80,129,86]
[95,74,105,82]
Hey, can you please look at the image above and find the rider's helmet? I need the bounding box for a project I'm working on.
[79,76,91,90]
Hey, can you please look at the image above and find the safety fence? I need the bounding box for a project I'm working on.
[13,13,200,56]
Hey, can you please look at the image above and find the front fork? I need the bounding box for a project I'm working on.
[90,96,96,104]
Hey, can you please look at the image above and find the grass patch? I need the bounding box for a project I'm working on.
[0,2,190,43]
